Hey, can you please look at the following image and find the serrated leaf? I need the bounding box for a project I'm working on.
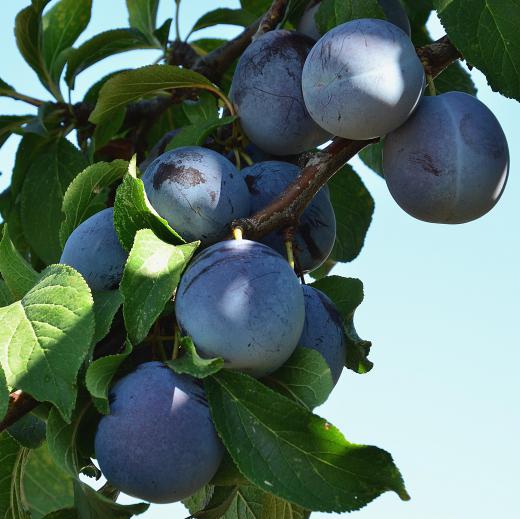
[261,493,310,519]
[205,371,409,512]
[113,173,185,250]
[434,0,520,100]
[167,336,224,379]
[154,18,173,48]
[60,160,128,248]
[0,225,39,300]
[0,281,13,308]
[358,141,384,177]
[93,106,126,151]
[21,138,88,264]
[328,165,374,263]
[121,229,197,343]
[42,0,92,83]
[85,339,132,415]
[89,65,214,128]
[12,134,48,198]
[7,413,46,449]
[188,486,239,519]
[311,276,372,374]
[165,116,236,150]
[0,365,8,421]
[126,0,159,44]
[316,0,386,34]
[46,398,93,476]
[65,29,157,88]
[182,92,218,124]
[183,486,215,517]
[265,347,334,410]
[92,291,124,347]
[190,8,257,35]
[41,510,78,519]
[0,115,33,150]
[0,264,95,421]
[74,480,149,519]
[24,442,74,519]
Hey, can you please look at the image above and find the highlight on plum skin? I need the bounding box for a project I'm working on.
[383,92,510,224]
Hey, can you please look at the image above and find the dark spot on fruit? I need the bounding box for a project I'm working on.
[245,175,259,194]
[409,152,442,176]
[153,163,206,189]
[209,190,216,203]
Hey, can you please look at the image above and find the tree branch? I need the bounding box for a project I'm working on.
[233,35,463,239]
[254,0,290,40]
[0,391,38,433]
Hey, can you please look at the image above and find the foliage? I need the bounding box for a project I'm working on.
[0,0,515,518]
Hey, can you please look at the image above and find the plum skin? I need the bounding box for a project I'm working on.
[60,207,128,291]
[298,0,411,39]
[175,239,305,377]
[301,18,424,140]
[300,286,346,386]
[95,362,223,504]
[243,161,336,273]
[230,30,330,156]
[142,146,250,244]
[383,92,509,224]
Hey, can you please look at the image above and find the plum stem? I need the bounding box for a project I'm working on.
[232,227,244,240]
[426,73,437,96]
[172,325,181,360]
[285,240,295,270]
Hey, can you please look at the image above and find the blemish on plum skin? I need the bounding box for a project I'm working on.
[152,163,207,189]
[409,152,442,177]
[209,190,217,203]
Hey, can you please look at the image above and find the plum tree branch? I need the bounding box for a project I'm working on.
[0,391,38,433]
[254,0,290,40]
[233,35,464,239]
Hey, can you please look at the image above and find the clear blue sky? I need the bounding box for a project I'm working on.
[2,2,519,518]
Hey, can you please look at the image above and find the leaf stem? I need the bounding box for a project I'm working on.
[5,91,45,107]
[175,0,182,41]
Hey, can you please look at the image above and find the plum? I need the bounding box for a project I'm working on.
[383,92,509,224]
[142,146,250,244]
[95,362,223,503]
[297,0,410,40]
[60,207,127,291]
[302,18,424,140]
[300,286,346,386]
[230,30,330,156]
[175,239,305,377]
[244,161,336,273]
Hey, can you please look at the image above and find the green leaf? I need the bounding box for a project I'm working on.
[183,486,215,517]
[0,115,33,150]
[433,61,477,96]
[265,347,334,410]
[261,493,310,519]
[0,432,29,519]
[42,0,92,83]
[328,165,374,263]
[12,134,48,198]
[165,116,236,150]
[46,398,93,476]
[182,92,218,124]
[92,106,126,151]
[311,276,372,374]
[85,339,132,415]
[358,141,384,177]
[121,229,198,344]
[0,77,16,97]
[41,510,78,519]
[89,65,213,128]
[74,480,149,518]
[21,138,88,264]
[0,281,13,307]
[239,0,272,17]
[316,0,386,34]
[92,290,124,346]
[190,8,257,35]
[65,29,157,88]
[205,370,409,513]
[434,0,520,100]
[154,18,173,48]
[0,264,95,421]
[24,442,74,519]
[7,413,46,449]
[167,336,224,379]
[189,486,239,519]
[0,365,8,421]
[309,258,336,281]
[126,0,159,43]
[113,172,185,251]
[0,225,39,300]
[60,160,128,248]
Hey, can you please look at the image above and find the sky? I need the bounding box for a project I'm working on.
[1,1,520,519]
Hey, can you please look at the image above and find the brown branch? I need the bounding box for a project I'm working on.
[254,0,290,40]
[0,391,38,433]
[233,35,462,239]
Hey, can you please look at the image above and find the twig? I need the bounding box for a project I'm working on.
[254,0,290,40]
[0,391,38,433]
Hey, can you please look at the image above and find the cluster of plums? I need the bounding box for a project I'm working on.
[58,1,510,506]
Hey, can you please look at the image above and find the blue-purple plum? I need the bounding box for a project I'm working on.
[230,30,330,156]
[383,92,509,224]
[95,362,223,503]
[244,161,336,273]
[60,207,127,291]
[298,1,410,40]
[142,146,250,244]
[302,19,424,140]
[175,239,305,377]
[300,286,346,385]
